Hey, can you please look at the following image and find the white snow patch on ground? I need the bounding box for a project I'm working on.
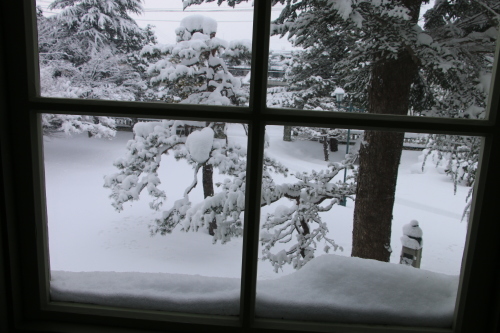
[256,254,457,327]
[51,254,457,327]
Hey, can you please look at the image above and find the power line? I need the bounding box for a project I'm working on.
[135,19,253,23]
[144,8,255,12]
[142,8,282,13]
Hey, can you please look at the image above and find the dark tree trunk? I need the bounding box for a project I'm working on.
[299,216,310,258]
[283,126,292,141]
[351,130,405,261]
[202,163,217,236]
[322,132,329,161]
[351,0,421,261]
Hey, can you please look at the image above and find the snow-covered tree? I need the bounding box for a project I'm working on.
[104,120,249,240]
[268,0,498,262]
[261,157,357,272]
[418,1,498,220]
[282,33,359,111]
[104,120,356,269]
[422,134,481,220]
[139,15,250,233]
[41,114,116,139]
[170,0,498,265]
[140,15,249,105]
[37,0,154,137]
[47,0,145,53]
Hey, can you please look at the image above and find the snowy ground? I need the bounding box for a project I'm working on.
[43,124,470,326]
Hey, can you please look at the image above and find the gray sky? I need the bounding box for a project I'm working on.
[129,0,434,50]
[129,0,293,50]
[37,0,435,51]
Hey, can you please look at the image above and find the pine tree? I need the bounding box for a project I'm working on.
[260,156,357,271]
[106,14,356,265]
[140,15,249,106]
[48,0,145,53]
[419,1,498,220]
[104,120,356,266]
[106,15,252,237]
[206,0,497,262]
[38,0,155,137]
[104,120,249,241]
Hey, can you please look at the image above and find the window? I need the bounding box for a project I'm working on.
[1,1,500,333]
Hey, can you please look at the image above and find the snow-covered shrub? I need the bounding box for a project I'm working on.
[260,158,357,272]
[41,114,116,139]
[422,134,480,220]
[104,120,250,242]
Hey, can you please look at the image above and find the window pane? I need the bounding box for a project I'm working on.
[256,125,480,327]
[36,1,253,107]
[42,114,248,316]
[267,1,498,120]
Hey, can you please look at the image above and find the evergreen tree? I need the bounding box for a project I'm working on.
[200,0,498,262]
[260,156,357,271]
[105,120,355,265]
[48,0,145,53]
[37,0,155,137]
[105,120,249,240]
[107,15,251,236]
[140,15,249,105]
[106,14,355,265]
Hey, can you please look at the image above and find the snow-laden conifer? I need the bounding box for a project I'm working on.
[261,158,357,272]
[103,119,249,243]
[38,0,153,137]
[265,0,498,261]
[104,119,356,264]
[48,0,145,52]
[141,15,250,105]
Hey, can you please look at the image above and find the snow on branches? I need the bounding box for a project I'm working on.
[105,120,355,270]
[422,134,481,220]
[260,157,357,272]
[48,0,145,52]
[140,15,250,105]
[41,114,116,139]
[104,120,249,243]
[271,0,497,119]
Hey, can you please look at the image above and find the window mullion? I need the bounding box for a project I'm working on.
[240,0,272,329]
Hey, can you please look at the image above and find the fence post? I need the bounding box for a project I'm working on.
[400,220,423,268]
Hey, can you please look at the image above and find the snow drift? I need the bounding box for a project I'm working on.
[51,254,458,327]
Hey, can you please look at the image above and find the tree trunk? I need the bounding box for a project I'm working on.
[283,126,292,141]
[351,0,421,261]
[202,163,217,235]
[299,216,310,258]
[322,131,329,161]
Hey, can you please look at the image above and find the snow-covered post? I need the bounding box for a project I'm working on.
[400,220,423,268]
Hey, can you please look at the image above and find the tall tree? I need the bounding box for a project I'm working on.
[108,15,250,236]
[37,0,153,137]
[267,0,497,261]
[47,0,146,53]
[352,0,421,261]
[143,0,497,266]
[140,14,249,106]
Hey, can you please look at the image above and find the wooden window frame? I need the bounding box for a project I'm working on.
[1,1,499,332]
